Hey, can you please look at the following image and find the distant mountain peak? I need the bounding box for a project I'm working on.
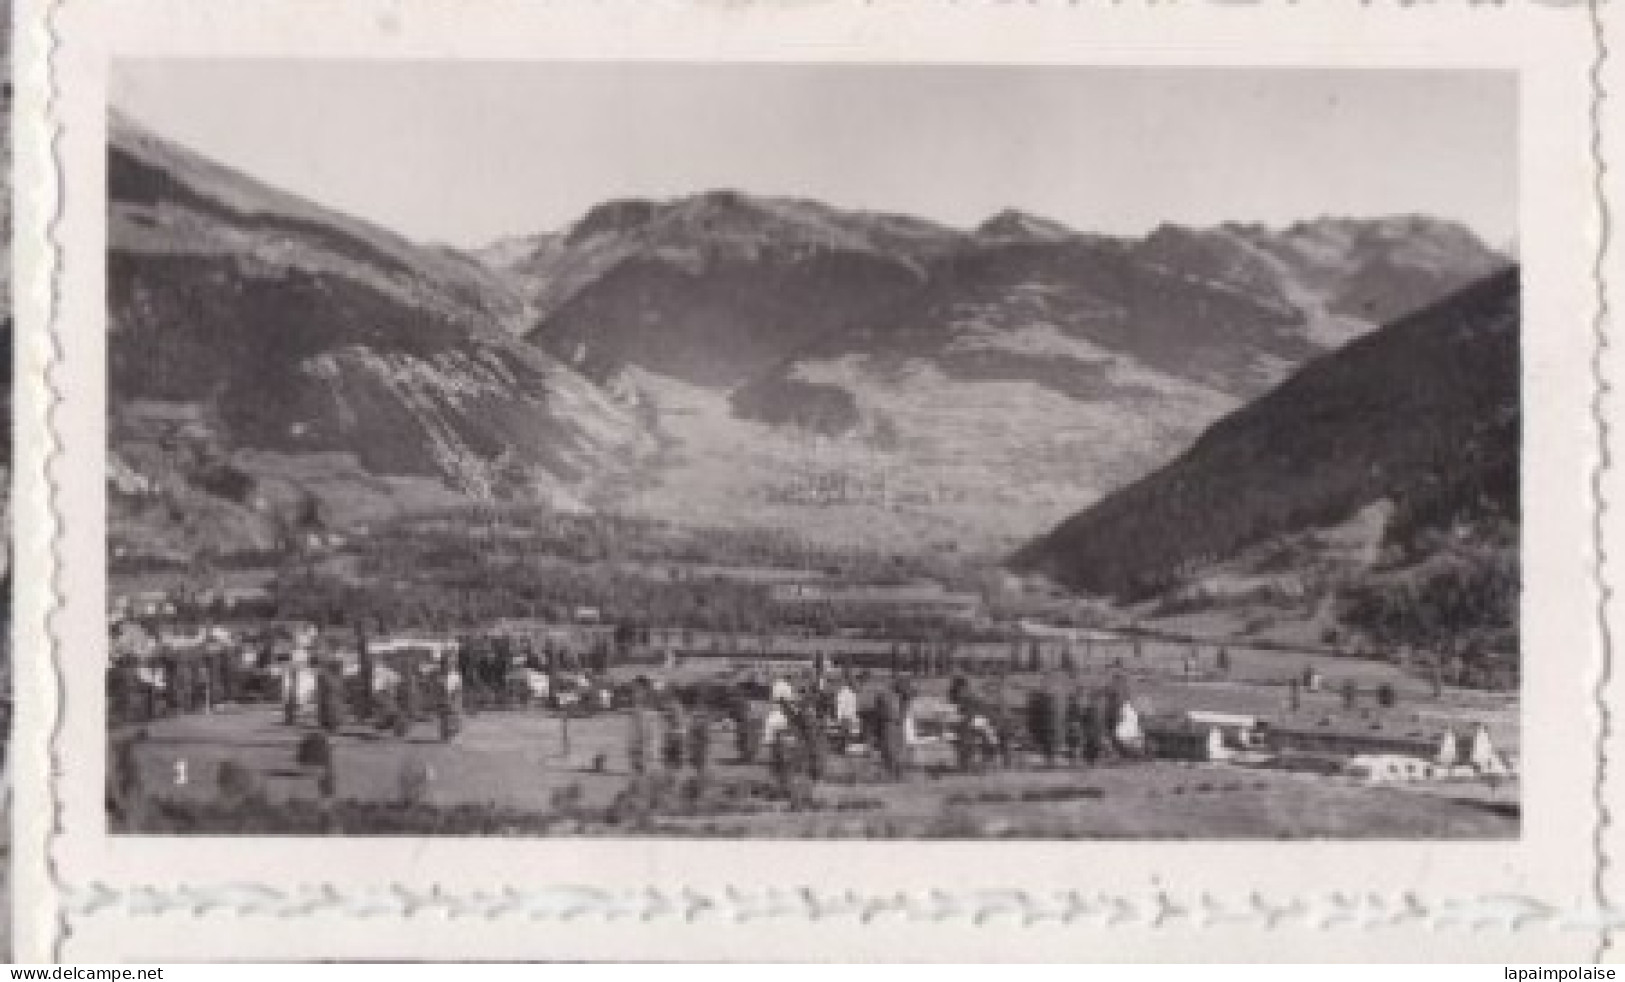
[976,209,1075,242]
[565,198,664,243]
[695,188,754,209]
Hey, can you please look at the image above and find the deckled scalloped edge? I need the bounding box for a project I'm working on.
[36,0,69,964]
[54,885,1625,933]
[32,0,1620,962]
[1589,0,1619,963]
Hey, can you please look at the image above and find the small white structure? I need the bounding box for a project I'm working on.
[1187,710,1263,749]
[110,620,157,661]
[835,685,859,732]
[135,661,167,691]
[283,661,318,714]
[524,668,551,701]
[1436,729,1459,767]
[1115,700,1145,751]
[1345,754,1435,783]
[1344,724,1511,782]
[1466,724,1511,776]
[158,626,210,653]
[905,695,958,744]
[762,704,791,746]
[370,663,401,694]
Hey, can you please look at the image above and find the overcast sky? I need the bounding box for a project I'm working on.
[112,61,1517,251]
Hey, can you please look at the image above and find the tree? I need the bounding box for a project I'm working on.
[356,619,375,721]
[1027,689,1059,765]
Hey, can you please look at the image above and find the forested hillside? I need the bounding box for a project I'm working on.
[1012,268,1519,655]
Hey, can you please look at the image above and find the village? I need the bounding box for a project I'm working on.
[104,535,1521,838]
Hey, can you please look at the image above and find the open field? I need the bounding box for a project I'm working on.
[116,696,1518,839]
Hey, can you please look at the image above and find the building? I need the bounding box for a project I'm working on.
[109,620,157,661]
[1186,710,1265,749]
[113,590,176,620]
[1114,699,1145,752]
[1459,724,1512,776]
[1266,720,1450,761]
[1270,718,1511,781]
[193,585,274,614]
[1143,710,1268,762]
[1143,717,1227,761]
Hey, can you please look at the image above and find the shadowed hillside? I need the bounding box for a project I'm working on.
[108,112,651,559]
[515,191,953,387]
[1011,267,1519,646]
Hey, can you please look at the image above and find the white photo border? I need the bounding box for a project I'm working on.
[28,0,1611,962]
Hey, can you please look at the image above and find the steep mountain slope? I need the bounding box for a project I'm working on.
[975,209,1076,243]
[1011,268,1519,649]
[108,112,650,559]
[714,236,1314,549]
[736,234,1321,420]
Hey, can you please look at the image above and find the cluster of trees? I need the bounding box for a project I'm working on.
[266,563,1005,641]
[266,565,776,634]
[114,502,1009,640]
[1338,550,1518,656]
[364,509,970,585]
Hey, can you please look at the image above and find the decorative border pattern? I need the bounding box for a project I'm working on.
[56,885,1625,933]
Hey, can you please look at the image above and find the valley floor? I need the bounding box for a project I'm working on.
[114,688,1517,840]
[596,368,1215,556]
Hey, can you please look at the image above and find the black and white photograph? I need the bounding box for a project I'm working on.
[101,61,1522,841]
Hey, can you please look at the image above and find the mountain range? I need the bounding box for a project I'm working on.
[488,189,1505,550]
[107,112,1510,563]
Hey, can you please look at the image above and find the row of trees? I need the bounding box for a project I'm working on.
[1338,550,1518,656]
[359,509,982,588]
